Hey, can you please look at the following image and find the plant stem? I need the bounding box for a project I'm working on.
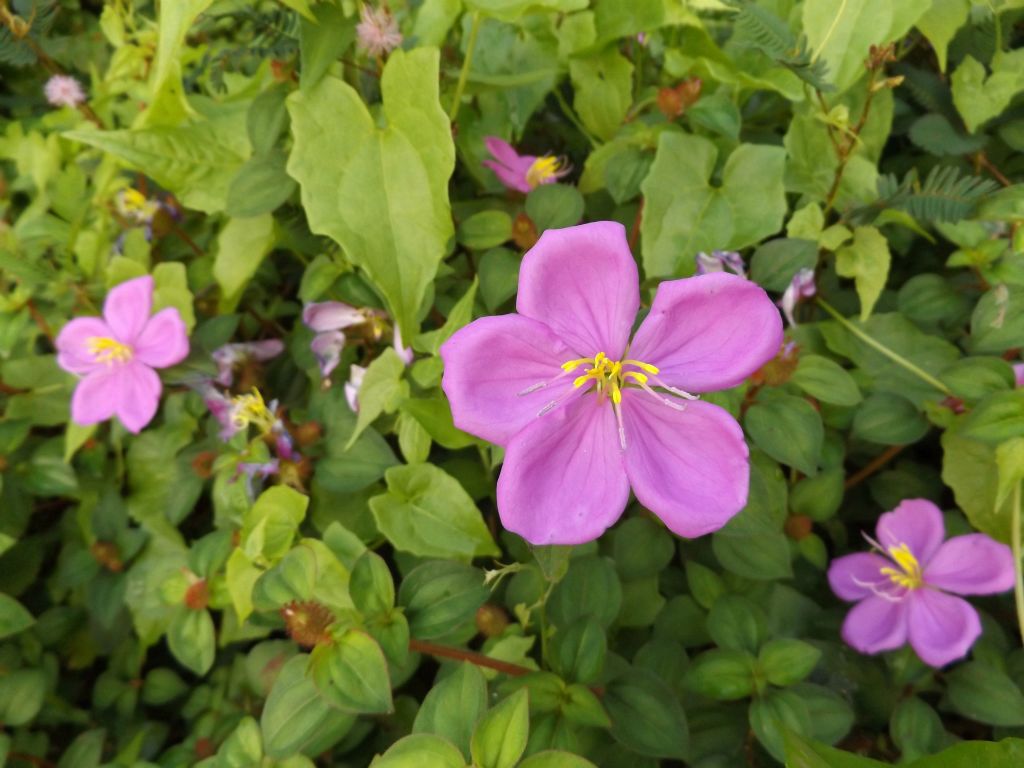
[1013,481,1024,646]
[815,298,954,397]
[447,11,481,123]
[844,443,907,490]
[409,638,531,677]
[552,87,600,149]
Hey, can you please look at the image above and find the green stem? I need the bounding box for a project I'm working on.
[552,88,600,149]
[815,298,954,397]
[447,11,482,123]
[1013,481,1024,646]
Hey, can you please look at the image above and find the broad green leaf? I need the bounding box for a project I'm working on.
[213,214,275,311]
[56,729,105,768]
[945,662,1024,727]
[372,734,466,768]
[369,463,499,560]
[996,437,1024,509]
[280,0,316,20]
[713,530,794,580]
[398,560,488,640]
[300,3,356,90]
[415,279,479,355]
[457,211,512,250]
[287,48,455,336]
[0,593,34,639]
[569,48,633,141]
[226,548,262,623]
[759,640,821,687]
[167,608,216,676]
[641,133,786,278]
[153,262,197,333]
[971,285,1024,354]
[347,347,409,449]
[784,728,889,767]
[851,393,928,445]
[745,394,824,476]
[261,655,352,759]
[908,738,1024,767]
[146,0,214,124]
[310,629,393,714]
[942,428,1012,543]
[835,226,890,321]
[414,662,488,758]
[0,669,46,726]
[685,649,757,700]
[605,669,688,759]
[791,355,862,406]
[242,485,309,564]
[751,688,812,762]
[464,0,587,22]
[518,753,598,768]
[952,51,1024,134]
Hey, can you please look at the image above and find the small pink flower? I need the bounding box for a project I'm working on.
[779,268,816,326]
[212,339,284,387]
[441,222,783,545]
[482,137,570,194]
[695,250,745,278]
[345,364,367,412]
[828,499,1014,667]
[44,74,86,108]
[356,5,402,58]
[56,276,189,433]
[1014,362,1024,388]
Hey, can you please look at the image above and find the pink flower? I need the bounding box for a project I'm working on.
[779,267,816,326]
[212,339,284,386]
[345,364,367,411]
[1014,362,1024,388]
[828,499,1014,667]
[695,250,745,278]
[56,276,189,433]
[44,74,85,108]
[303,301,378,379]
[440,222,783,545]
[356,5,402,58]
[482,137,570,194]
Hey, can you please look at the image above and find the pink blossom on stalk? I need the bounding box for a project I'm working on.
[828,499,1014,667]
[345,364,367,412]
[303,301,377,379]
[779,267,816,326]
[44,74,85,108]
[56,276,189,433]
[356,5,402,58]
[482,137,570,194]
[440,221,784,545]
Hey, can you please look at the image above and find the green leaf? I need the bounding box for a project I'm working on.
[942,428,1013,543]
[685,649,757,701]
[971,285,1024,354]
[791,355,862,406]
[56,729,105,768]
[518,752,598,768]
[952,51,1024,133]
[961,390,1024,445]
[300,3,356,91]
[605,669,689,759]
[370,463,499,560]
[551,617,607,685]
[0,593,34,639]
[569,48,633,141]
[759,639,821,687]
[751,688,812,762]
[908,738,1024,767]
[852,393,928,445]
[471,688,530,768]
[464,0,587,23]
[242,485,309,564]
[413,662,488,758]
[945,662,1024,727]
[891,696,946,762]
[835,226,891,321]
[415,279,479,355]
[458,211,512,250]
[350,550,395,616]
[641,133,786,278]
[167,608,216,676]
[347,347,409,449]
[0,669,46,726]
[479,248,521,311]
[310,629,393,714]
[262,655,352,759]
[225,151,297,217]
[750,238,819,292]
[706,595,766,654]
[213,214,275,311]
[399,560,488,640]
[525,184,585,232]
[745,394,824,476]
[714,528,793,580]
[287,49,455,336]
[783,728,889,767]
[372,734,466,768]
[915,0,970,71]
[548,555,622,629]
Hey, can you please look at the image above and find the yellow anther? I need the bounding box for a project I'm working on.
[230,388,275,433]
[88,336,133,365]
[526,155,567,188]
[562,357,593,372]
[624,371,648,385]
[880,543,923,590]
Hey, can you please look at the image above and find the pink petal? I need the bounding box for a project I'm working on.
[907,590,981,667]
[112,362,162,433]
[840,596,909,655]
[627,273,784,393]
[924,534,1015,595]
[302,302,365,333]
[484,136,523,168]
[103,276,153,344]
[70,370,119,426]
[876,499,945,564]
[440,314,577,446]
[134,308,189,369]
[482,158,533,194]
[55,317,114,375]
[516,222,639,360]
[311,330,347,379]
[620,394,748,538]
[496,395,630,545]
[828,552,892,602]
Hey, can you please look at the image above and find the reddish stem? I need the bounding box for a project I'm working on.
[844,444,906,490]
[408,638,532,677]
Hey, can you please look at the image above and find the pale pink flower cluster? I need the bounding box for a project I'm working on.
[356,5,402,58]
[44,75,86,108]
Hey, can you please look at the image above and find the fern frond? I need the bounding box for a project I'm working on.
[0,0,58,67]
[876,167,1000,223]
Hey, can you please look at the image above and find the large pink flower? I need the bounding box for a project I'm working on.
[56,276,189,433]
[828,499,1014,667]
[440,221,783,545]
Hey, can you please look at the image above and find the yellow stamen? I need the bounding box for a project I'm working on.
[880,543,923,590]
[624,359,660,375]
[88,336,133,365]
[526,155,567,188]
[230,388,276,433]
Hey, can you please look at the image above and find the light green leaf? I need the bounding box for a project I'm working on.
[996,437,1024,509]
[952,51,1024,134]
[372,734,466,768]
[167,608,216,676]
[471,688,529,768]
[569,48,633,141]
[147,0,214,125]
[414,662,488,758]
[280,0,316,20]
[415,279,479,355]
[641,133,786,278]
[310,629,393,714]
[242,485,309,564]
[369,463,500,560]
[153,262,197,333]
[287,48,454,336]
[0,594,34,639]
[835,226,890,321]
[347,347,409,449]
[213,215,276,311]
[464,0,587,23]
[791,355,862,406]
[262,655,353,759]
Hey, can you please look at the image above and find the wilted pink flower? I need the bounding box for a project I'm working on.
[828,499,1014,667]
[56,276,189,433]
[212,340,284,386]
[303,301,378,379]
[695,250,745,278]
[482,137,570,194]
[1014,362,1024,388]
[44,74,85,108]
[345,364,367,412]
[440,222,783,544]
[356,5,402,58]
[779,267,816,326]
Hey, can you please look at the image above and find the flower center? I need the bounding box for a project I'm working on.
[563,352,657,405]
[880,543,923,590]
[526,156,567,188]
[88,336,133,365]
[230,388,276,433]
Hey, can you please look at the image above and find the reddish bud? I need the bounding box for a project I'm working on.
[293,421,322,447]
[785,515,814,541]
[191,451,216,479]
[90,541,124,573]
[195,738,216,759]
[281,600,335,648]
[184,579,210,611]
[512,212,539,250]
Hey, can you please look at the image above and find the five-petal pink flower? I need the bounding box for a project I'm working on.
[56,276,189,433]
[482,137,570,194]
[440,221,783,545]
[828,498,1014,667]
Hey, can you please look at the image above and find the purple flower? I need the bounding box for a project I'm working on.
[356,5,402,58]
[695,250,745,278]
[779,268,816,326]
[212,340,284,387]
[345,364,367,412]
[482,137,570,194]
[44,74,85,108]
[440,221,783,545]
[1014,362,1024,388]
[56,276,189,433]
[828,499,1014,667]
[235,458,281,495]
